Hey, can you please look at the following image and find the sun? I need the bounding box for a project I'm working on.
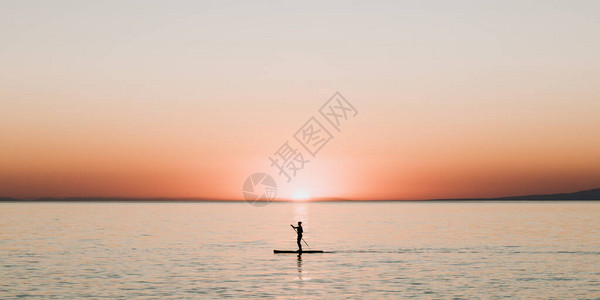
[292,190,311,201]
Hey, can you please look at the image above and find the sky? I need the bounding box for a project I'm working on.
[1,0,599,200]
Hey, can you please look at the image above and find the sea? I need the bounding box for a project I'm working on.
[1,201,599,299]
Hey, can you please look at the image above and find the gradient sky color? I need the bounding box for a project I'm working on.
[1,1,599,200]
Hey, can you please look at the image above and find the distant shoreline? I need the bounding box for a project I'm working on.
[1,188,599,202]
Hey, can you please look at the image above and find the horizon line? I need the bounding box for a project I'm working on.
[1,187,599,202]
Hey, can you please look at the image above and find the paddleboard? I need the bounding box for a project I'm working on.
[273,250,324,253]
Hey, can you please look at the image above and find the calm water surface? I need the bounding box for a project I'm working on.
[1,202,599,299]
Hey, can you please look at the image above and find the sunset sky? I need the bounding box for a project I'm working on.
[1,1,599,200]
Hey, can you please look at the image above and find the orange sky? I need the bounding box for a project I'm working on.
[1,1,599,200]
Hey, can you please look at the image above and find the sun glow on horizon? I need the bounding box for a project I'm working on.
[292,190,311,201]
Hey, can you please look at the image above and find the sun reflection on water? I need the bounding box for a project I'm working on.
[293,203,308,223]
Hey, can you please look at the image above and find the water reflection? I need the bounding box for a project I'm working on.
[297,254,303,281]
[293,203,308,224]
[295,254,311,281]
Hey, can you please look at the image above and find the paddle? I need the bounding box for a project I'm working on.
[290,225,310,248]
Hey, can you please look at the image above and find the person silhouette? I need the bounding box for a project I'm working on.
[290,221,303,253]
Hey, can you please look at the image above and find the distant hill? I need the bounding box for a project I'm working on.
[457,188,600,201]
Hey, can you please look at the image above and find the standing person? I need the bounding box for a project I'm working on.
[290,221,303,252]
